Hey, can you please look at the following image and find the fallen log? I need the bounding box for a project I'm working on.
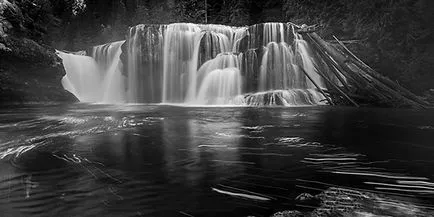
[300,50,360,107]
[306,32,426,109]
[327,39,364,44]
[332,35,430,107]
[298,49,360,107]
[289,22,427,108]
[304,34,352,91]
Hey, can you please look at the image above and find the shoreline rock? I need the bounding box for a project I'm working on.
[0,0,78,104]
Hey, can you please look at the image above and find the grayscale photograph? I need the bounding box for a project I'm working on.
[0,0,433,216]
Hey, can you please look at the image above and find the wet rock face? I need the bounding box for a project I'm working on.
[0,0,77,104]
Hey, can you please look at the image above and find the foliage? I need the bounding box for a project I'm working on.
[282,0,434,93]
[72,0,86,16]
[174,0,207,23]
[132,2,178,25]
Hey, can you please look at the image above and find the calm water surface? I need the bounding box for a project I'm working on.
[0,104,433,216]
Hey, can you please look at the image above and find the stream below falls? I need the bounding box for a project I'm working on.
[0,104,433,216]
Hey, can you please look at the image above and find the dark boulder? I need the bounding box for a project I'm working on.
[0,0,77,104]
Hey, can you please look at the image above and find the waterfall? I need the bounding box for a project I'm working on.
[196,68,243,105]
[58,52,101,102]
[259,42,299,91]
[58,40,125,104]
[294,33,325,89]
[162,23,203,103]
[92,41,125,103]
[127,25,164,103]
[192,53,242,104]
[60,22,334,106]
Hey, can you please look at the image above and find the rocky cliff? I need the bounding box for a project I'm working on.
[0,0,77,104]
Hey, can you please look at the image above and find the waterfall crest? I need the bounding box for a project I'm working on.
[60,22,335,106]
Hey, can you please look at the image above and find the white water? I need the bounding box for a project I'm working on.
[242,89,325,106]
[195,68,243,105]
[58,52,101,102]
[259,42,300,91]
[60,22,332,106]
[126,26,141,103]
[127,25,165,103]
[58,40,125,104]
[294,33,325,89]
[189,53,242,104]
[162,23,203,103]
[93,41,125,103]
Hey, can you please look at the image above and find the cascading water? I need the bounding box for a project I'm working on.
[127,25,165,103]
[196,68,243,105]
[193,53,243,104]
[92,41,125,103]
[58,52,101,102]
[58,41,125,104]
[259,42,300,91]
[60,22,336,106]
[162,23,203,103]
[293,33,325,89]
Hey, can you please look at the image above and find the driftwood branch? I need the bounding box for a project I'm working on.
[327,39,365,44]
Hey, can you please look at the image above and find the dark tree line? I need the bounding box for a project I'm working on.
[49,0,287,49]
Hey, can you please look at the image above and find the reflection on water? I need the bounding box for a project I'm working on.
[0,104,434,216]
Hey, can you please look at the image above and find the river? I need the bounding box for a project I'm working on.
[0,104,433,216]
